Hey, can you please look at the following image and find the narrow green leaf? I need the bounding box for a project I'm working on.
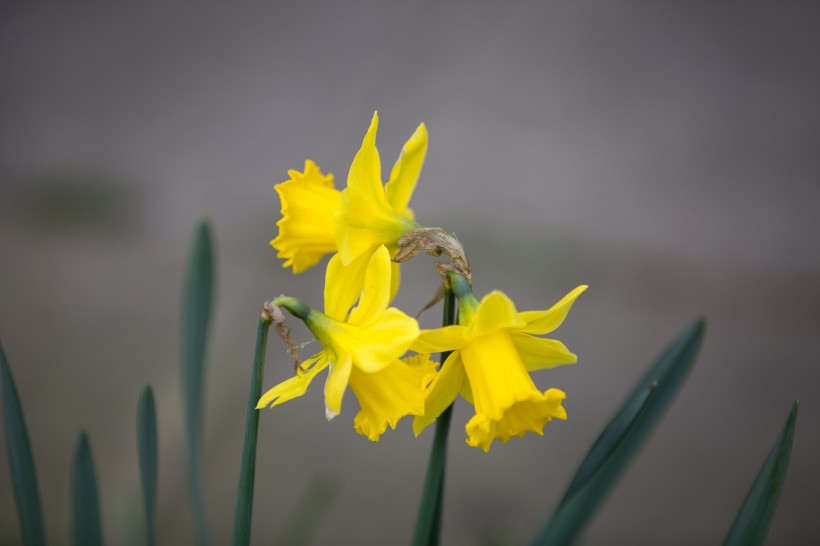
[533,385,656,546]
[181,219,214,546]
[0,341,47,546]
[275,477,340,546]
[532,318,706,546]
[412,288,456,546]
[137,386,158,546]
[72,431,102,546]
[722,400,799,546]
[231,314,272,546]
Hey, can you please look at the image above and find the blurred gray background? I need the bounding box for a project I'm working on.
[1,2,819,545]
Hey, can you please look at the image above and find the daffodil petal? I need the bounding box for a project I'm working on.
[334,186,375,265]
[270,160,339,273]
[389,257,401,307]
[510,333,578,371]
[385,122,428,217]
[467,291,526,339]
[352,307,419,373]
[412,325,468,354]
[413,351,464,436]
[350,354,437,441]
[347,111,384,204]
[323,252,370,322]
[324,354,352,420]
[516,285,588,335]
[347,246,392,326]
[335,184,418,265]
[256,354,328,408]
[459,376,474,405]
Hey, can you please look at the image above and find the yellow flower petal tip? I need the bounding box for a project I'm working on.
[271,160,340,273]
[256,356,328,409]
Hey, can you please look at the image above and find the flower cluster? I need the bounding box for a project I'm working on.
[258,112,586,450]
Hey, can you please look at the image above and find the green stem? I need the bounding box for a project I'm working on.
[411,288,456,546]
[231,313,273,546]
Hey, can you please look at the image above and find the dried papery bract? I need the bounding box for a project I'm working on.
[264,301,300,373]
[394,227,471,282]
[395,227,472,315]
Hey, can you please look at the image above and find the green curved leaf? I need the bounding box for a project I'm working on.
[72,431,102,546]
[231,315,272,546]
[722,401,798,546]
[137,386,158,546]
[181,219,214,545]
[0,341,47,546]
[531,318,706,546]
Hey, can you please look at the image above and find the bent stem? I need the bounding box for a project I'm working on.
[411,288,456,546]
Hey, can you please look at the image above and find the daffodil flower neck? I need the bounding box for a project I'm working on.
[448,272,479,324]
[297,309,357,360]
[303,309,344,335]
[272,296,311,321]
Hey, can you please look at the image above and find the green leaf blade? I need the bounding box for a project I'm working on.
[560,382,657,504]
[231,315,272,546]
[0,341,47,546]
[137,386,158,546]
[181,219,214,546]
[532,318,706,546]
[722,401,798,546]
[72,431,102,546]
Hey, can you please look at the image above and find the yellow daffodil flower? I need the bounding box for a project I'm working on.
[413,277,587,451]
[271,112,427,273]
[257,246,435,441]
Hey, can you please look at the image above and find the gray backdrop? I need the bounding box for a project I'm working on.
[1,2,819,545]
